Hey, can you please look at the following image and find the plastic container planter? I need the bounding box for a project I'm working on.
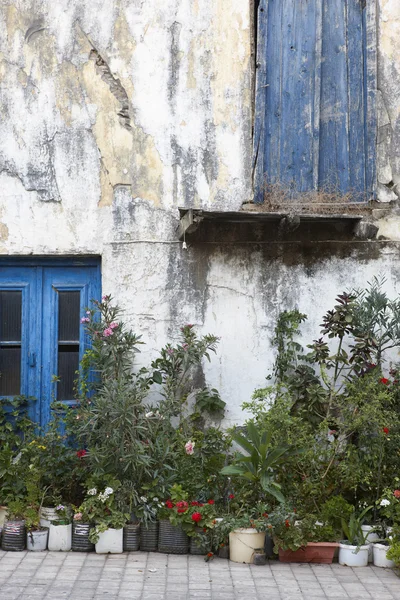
[140,521,159,552]
[95,528,123,554]
[27,528,49,551]
[158,520,189,554]
[373,542,395,568]
[39,507,58,529]
[72,522,95,552]
[1,520,26,551]
[278,542,338,564]
[229,529,266,564]
[48,521,72,552]
[361,525,380,563]
[123,523,140,552]
[338,542,369,567]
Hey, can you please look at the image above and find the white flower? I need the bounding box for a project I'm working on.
[88,488,97,496]
[140,496,148,503]
[98,493,107,503]
[380,499,391,507]
[145,411,154,418]
[185,440,195,455]
[153,497,159,502]
[104,487,114,496]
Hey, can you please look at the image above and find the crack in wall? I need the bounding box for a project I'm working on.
[89,48,132,131]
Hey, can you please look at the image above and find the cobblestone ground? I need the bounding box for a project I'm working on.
[0,550,399,600]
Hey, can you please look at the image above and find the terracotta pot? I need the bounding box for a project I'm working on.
[279,542,339,564]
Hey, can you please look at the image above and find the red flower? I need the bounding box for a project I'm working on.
[380,378,390,385]
[192,512,202,523]
[394,490,400,499]
[228,494,235,500]
[165,500,174,509]
[383,427,389,435]
[76,449,87,458]
[199,503,204,507]
[177,508,186,513]
[263,513,268,518]
[191,501,199,506]
[285,520,290,528]
[207,552,213,557]
[207,499,215,505]
[176,501,189,510]
[203,527,207,533]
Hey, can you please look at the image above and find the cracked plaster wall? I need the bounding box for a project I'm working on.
[1,1,400,422]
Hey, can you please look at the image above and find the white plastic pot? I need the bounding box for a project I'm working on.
[95,528,123,554]
[48,523,72,552]
[372,543,395,568]
[27,528,49,551]
[0,506,8,526]
[39,507,58,529]
[339,543,369,567]
[229,529,266,564]
[361,525,380,563]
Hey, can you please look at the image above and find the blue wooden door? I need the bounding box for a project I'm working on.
[254,0,376,201]
[0,261,101,426]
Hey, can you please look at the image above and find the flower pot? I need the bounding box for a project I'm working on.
[158,520,189,554]
[27,528,49,551]
[39,507,58,529]
[372,543,395,568]
[0,506,8,526]
[229,529,266,564]
[140,521,159,552]
[218,545,229,559]
[361,525,380,563]
[338,543,369,567]
[48,522,72,552]
[123,523,140,552]
[278,542,338,564]
[72,522,95,552]
[190,529,205,555]
[1,520,26,551]
[253,551,266,565]
[95,528,123,554]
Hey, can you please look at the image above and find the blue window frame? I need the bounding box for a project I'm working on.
[0,258,101,426]
[253,0,377,202]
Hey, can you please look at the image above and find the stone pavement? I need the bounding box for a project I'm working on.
[0,550,399,600]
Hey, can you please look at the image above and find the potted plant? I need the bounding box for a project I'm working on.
[338,507,371,567]
[24,471,49,552]
[132,494,162,552]
[1,499,26,551]
[71,506,95,552]
[48,503,72,552]
[372,489,400,568]
[227,512,268,564]
[79,484,129,554]
[271,508,339,564]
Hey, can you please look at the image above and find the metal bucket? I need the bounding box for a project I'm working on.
[1,520,26,551]
[123,523,140,551]
[158,520,188,554]
[72,522,95,552]
[140,521,159,552]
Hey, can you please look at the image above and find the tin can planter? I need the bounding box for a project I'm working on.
[229,529,265,564]
[278,542,338,564]
[158,520,189,554]
[27,528,49,551]
[2,520,26,551]
[373,542,395,568]
[72,522,95,552]
[190,529,205,555]
[123,523,140,552]
[218,545,229,559]
[95,528,123,554]
[140,521,159,552]
[48,521,72,552]
[338,542,369,567]
[253,550,267,565]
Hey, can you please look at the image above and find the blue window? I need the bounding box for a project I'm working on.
[0,259,101,426]
[254,0,377,202]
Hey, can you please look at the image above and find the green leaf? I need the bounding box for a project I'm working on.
[152,371,163,384]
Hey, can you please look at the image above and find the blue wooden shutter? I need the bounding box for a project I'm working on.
[254,0,376,202]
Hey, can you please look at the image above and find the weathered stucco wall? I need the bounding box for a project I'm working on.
[1,1,400,423]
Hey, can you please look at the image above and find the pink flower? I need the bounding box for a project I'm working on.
[103,328,113,337]
[74,513,83,521]
[182,343,189,351]
[80,317,90,323]
[109,322,119,329]
[167,348,174,355]
[185,440,195,455]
